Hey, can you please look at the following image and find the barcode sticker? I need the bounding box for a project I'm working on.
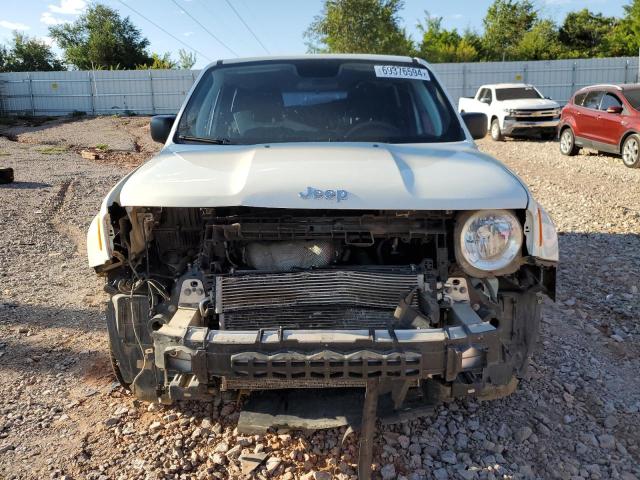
[374,65,430,80]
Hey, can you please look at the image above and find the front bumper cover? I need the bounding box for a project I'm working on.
[502,119,559,134]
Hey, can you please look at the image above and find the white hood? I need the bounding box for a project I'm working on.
[500,98,560,110]
[118,142,529,210]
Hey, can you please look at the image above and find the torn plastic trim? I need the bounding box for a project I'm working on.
[524,199,559,263]
[86,166,142,269]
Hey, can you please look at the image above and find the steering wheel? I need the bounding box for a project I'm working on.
[344,121,402,140]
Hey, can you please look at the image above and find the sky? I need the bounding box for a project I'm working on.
[0,0,632,68]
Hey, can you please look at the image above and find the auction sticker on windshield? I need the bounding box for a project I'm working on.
[374,65,430,80]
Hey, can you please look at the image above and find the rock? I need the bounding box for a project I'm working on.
[441,450,457,465]
[302,472,332,480]
[457,468,476,480]
[598,434,615,450]
[104,417,119,427]
[226,445,242,459]
[575,442,587,455]
[497,423,511,439]
[434,468,449,480]
[214,441,229,453]
[239,453,267,475]
[604,416,618,429]
[514,426,533,443]
[380,464,396,480]
[611,334,624,342]
[148,421,162,432]
[210,452,227,465]
[265,457,281,475]
[397,435,410,449]
[0,444,14,454]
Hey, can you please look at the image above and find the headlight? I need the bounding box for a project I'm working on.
[455,210,523,276]
[503,108,517,114]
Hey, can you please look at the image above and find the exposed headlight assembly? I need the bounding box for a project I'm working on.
[455,210,523,277]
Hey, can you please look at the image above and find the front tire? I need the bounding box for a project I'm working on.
[622,134,640,168]
[490,119,504,141]
[559,128,579,156]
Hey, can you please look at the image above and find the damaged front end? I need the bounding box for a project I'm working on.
[89,204,557,406]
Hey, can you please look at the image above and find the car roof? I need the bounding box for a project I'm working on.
[574,83,640,95]
[212,54,420,67]
[480,83,534,89]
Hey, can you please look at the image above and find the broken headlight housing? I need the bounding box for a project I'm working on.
[455,210,523,277]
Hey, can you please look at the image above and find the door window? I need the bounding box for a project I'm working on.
[599,93,623,111]
[478,88,492,104]
[583,91,604,110]
[574,92,587,106]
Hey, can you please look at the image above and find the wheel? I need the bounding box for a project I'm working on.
[109,337,131,391]
[559,128,579,156]
[490,118,503,141]
[622,134,640,168]
[0,167,13,184]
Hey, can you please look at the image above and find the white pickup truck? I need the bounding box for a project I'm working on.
[459,83,561,141]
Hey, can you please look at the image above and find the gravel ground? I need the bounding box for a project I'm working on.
[0,118,638,480]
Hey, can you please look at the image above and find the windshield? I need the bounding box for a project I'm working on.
[495,87,542,101]
[624,89,640,110]
[175,59,465,145]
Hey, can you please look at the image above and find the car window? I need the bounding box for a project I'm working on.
[176,60,465,145]
[600,93,623,111]
[495,87,541,101]
[476,88,486,100]
[479,88,492,103]
[623,88,640,110]
[583,91,604,110]
[574,92,587,106]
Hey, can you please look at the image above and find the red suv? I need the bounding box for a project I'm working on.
[558,84,640,168]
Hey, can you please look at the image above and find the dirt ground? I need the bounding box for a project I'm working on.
[0,116,638,480]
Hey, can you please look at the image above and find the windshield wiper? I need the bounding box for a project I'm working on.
[177,135,233,145]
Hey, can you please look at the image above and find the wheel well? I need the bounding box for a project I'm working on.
[491,116,498,123]
[619,131,638,154]
[559,125,572,135]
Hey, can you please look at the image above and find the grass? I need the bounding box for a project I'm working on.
[36,145,70,155]
[95,143,110,151]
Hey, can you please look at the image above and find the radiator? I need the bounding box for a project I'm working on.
[215,268,422,330]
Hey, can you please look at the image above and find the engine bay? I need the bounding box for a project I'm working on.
[105,207,504,333]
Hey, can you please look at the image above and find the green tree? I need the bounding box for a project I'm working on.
[514,20,562,60]
[417,14,478,63]
[49,4,151,69]
[606,0,640,56]
[178,49,196,69]
[305,0,414,55]
[558,9,616,58]
[482,0,538,60]
[137,52,178,70]
[0,32,64,72]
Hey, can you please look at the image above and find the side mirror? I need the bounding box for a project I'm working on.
[606,106,623,114]
[150,115,176,143]
[480,97,491,104]
[461,112,488,140]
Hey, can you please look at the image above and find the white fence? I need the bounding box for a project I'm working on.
[1,57,638,116]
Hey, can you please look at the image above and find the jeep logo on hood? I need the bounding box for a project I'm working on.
[299,187,349,202]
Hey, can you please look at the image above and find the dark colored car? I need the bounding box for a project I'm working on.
[558,83,640,168]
